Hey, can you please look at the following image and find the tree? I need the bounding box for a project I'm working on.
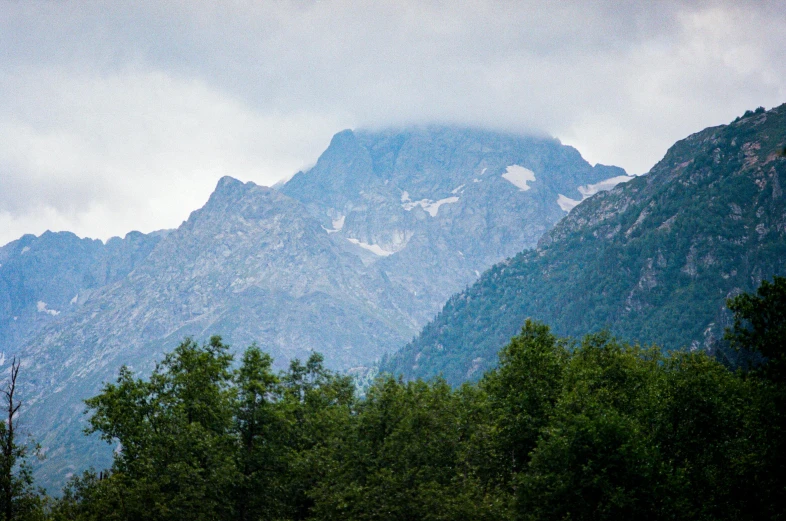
[515,334,664,521]
[725,276,786,383]
[655,352,763,520]
[65,341,360,521]
[84,337,238,521]
[50,470,123,521]
[0,358,45,521]
[233,345,282,521]
[276,352,356,520]
[481,320,567,480]
[310,376,508,521]
[725,276,786,519]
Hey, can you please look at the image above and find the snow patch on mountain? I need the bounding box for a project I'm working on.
[557,194,581,212]
[578,175,634,198]
[346,238,395,256]
[37,301,60,316]
[502,165,536,191]
[402,196,460,217]
[557,175,635,212]
[324,215,346,233]
[332,215,346,230]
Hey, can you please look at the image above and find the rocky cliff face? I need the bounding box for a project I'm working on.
[383,105,786,385]
[2,126,627,489]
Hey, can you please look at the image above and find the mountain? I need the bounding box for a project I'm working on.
[2,126,627,489]
[382,106,786,385]
[280,127,626,324]
[0,230,164,361]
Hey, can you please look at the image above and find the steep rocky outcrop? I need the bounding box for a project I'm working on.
[282,127,626,323]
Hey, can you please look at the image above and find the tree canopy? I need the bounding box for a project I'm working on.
[12,276,782,520]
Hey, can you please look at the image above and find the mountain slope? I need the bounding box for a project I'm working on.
[383,105,786,384]
[0,230,163,359]
[18,179,421,484]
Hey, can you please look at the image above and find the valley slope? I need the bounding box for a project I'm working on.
[382,106,786,384]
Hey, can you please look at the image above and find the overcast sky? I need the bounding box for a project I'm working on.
[1,1,785,246]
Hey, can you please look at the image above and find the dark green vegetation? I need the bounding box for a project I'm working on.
[0,277,779,520]
[725,276,786,382]
[0,359,46,521]
[383,104,786,384]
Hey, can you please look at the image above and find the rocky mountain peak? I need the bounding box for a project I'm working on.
[205,175,258,207]
[282,129,375,208]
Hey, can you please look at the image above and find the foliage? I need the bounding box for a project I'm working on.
[80,336,237,521]
[309,377,508,521]
[41,275,786,520]
[726,275,786,382]
[724,276,786,518]
[48,338,353,521]
[481,320,567,479]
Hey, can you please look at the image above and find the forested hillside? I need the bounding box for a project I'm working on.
[383,105,786,384]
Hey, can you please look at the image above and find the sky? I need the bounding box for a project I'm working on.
[1,1,785,246]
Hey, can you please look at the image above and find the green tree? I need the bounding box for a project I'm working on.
[50,470,123,521]
[276,352,356,520]
[310,377,508,521]
[57,342,358,521]
[725,276,786,519]
[726,275,786,383]
[655,352,764,520]
[83,337,238,521]
[481,320,567,481]
[516,334,665,521]
[233,345,283,521]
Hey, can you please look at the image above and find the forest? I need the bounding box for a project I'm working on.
[2,276,785,521]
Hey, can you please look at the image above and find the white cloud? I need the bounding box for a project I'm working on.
[0,68,347,244]
[1,1,785,245]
